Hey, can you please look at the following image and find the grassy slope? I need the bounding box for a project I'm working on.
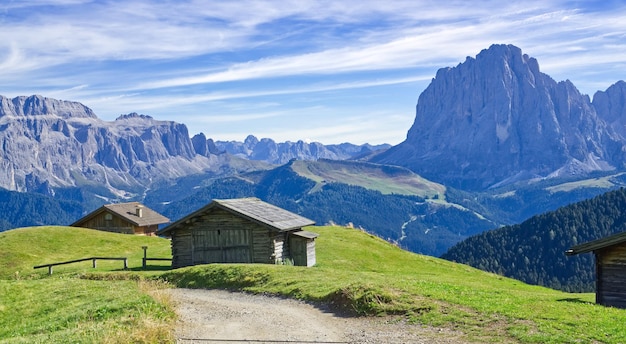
[1,226,171,279]
[2,225,626,343]
[290,159,446,198]
[163,226,626,344]
[545,172,626,193]
[0,227,174,343]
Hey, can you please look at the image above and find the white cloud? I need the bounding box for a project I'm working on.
[133,4,626,91]
[80,75,428,115]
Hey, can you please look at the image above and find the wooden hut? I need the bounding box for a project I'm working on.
[157,197,318,268]
[71,202,169,236]
[566,231,626,308]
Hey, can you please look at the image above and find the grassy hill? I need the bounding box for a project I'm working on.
[1,225,626,343]
[0,226,174,343]
[0,226,172,278]
[290,159,446,198]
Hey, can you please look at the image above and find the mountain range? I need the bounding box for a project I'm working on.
[212,134,390,164]
[0,95,379,198]
[2,44,626,270]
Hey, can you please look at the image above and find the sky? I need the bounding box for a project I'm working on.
[1,1,625,145]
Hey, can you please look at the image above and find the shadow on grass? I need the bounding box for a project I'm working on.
[127,265,172,272]
[556,297,593,304]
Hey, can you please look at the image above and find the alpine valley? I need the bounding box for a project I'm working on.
[3,44,626,290]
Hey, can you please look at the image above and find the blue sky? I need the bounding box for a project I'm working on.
[1,1,625,145]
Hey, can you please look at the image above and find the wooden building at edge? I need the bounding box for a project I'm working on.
[567,231,626,309]
[71,202,170,236]
[157,197,318,268]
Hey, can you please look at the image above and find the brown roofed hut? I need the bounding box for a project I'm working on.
[157,197,318,268]
[71,202,170,236]
[566,231,626,309]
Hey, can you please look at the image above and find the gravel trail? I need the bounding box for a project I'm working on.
[166,288,470,344]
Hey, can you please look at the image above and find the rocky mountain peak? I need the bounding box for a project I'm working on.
[593,80,626,137]
[192,132,222,156]
[0,95,97,119]
[372,44,623,190]
[244,134,259,144]
[116,112,154,121]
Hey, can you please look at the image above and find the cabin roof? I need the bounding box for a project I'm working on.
[71,202,170,227]
[158,197,315,236]
[291,230,320,239]
[566,231,626,256]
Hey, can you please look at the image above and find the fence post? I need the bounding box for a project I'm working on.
[123,258,128,270]
[48,266,53,275]
[142,246,148,270]
[92,259,97,269]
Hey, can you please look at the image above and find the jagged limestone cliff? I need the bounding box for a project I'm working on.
[373,44,625,190]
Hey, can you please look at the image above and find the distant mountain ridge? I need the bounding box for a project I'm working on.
[372,44,626,190]
[0,95,380,198]
[206,134,390,164]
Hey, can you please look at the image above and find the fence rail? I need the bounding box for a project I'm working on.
[141,246,172,269]
[33,257,128,275]
[142,257,172,269]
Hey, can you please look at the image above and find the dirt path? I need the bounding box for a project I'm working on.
[166,288,469,344]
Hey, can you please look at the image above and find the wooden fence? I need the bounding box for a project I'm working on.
[141,246,172,269]
[33,257,128,275]
[142,257,172,269]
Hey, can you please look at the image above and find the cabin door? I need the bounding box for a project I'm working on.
[289,235,316,267]
[193,228,252,264]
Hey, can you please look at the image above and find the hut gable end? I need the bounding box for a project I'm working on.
[567,231,626,309]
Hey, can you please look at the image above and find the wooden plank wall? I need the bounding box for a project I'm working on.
[597,243,626,309]
[271,232,288,264]
[170,208,281,266]
[289,236,316,267]
[306,240,316,267]
[171,228,192,268]
[289,236,303,266]
[79,212,135,234]
[134,224,159,236]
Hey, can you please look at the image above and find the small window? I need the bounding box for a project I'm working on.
[104,213,113,221]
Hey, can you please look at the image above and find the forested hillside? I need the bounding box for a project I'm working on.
[0,188,83,232]
[442,188,626,292]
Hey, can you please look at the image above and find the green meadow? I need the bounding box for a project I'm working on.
[1,225,625,343]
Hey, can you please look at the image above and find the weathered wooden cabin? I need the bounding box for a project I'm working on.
[71,202,170,236]
[157,197,318,268]
[566,231,626,309]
